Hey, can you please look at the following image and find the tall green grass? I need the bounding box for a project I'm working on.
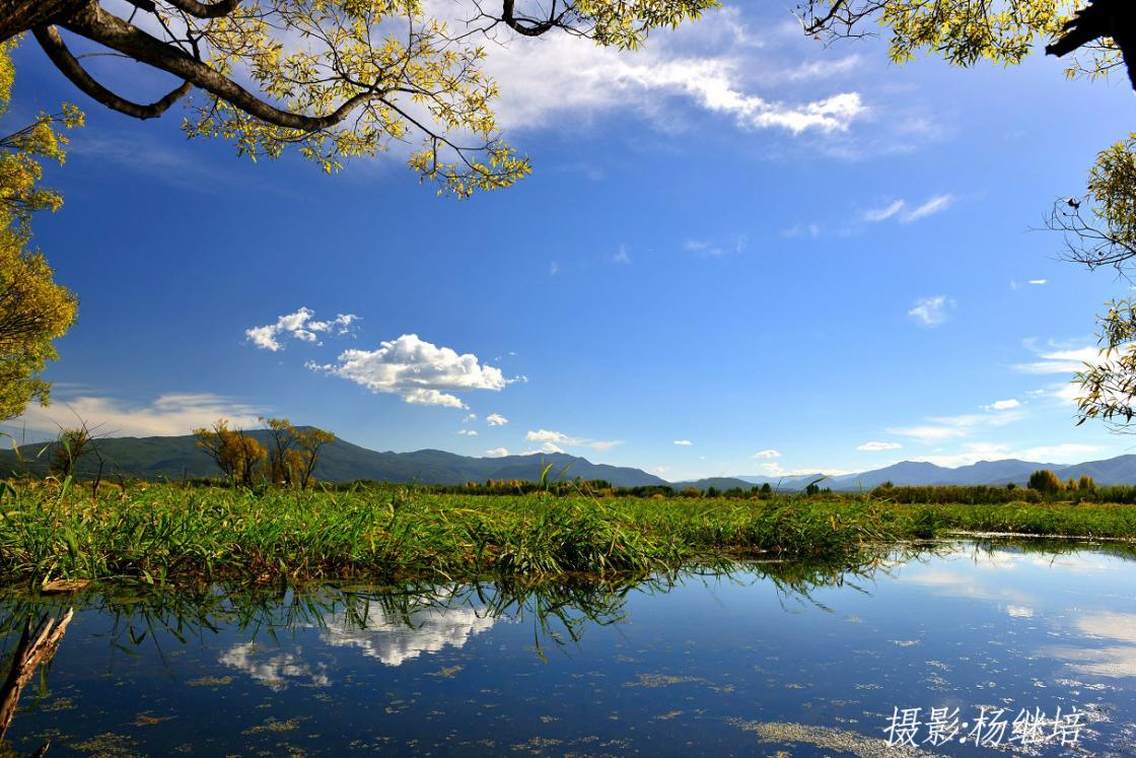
[1,480,1135,586]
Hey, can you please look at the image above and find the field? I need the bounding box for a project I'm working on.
[3,481,1136,588]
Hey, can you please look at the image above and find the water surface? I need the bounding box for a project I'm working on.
[3,540,1135,755]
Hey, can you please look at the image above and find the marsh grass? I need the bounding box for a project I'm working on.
[1,480,1135,587]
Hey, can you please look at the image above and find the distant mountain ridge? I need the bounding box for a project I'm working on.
[0,431,667,487]
[5,431,1136,489]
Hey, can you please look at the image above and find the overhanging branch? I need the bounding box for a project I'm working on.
[34,25,190,119]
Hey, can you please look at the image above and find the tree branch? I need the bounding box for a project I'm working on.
[164,0,240,20]
[59,3,382,131]
[33,24,190,120]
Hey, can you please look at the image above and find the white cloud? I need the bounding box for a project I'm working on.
[527,429,573,444]
[486,413,509,426]
[887,425,969,443]
[857,441,902,452]
[886,403,1025,445]
[863,195,953,225]
[907,295,954,327]
[246,306,358,351]
[480,11,866,136]
[901,194,953,223]
[673,439,694,447]
[753,449,782,459]
[1028,279,1048,286]
[308,334,508,409]
[908,441,1101,468]
[864,199,905,222]
[484,447,510,458]
[984,399,1021,412]
[15,392,264,437]
[781,222,822,239]
[1014,346,1102,375]
[457,429,478,436]
[684,239,722,257]
[549,261,560,276]
[612,245,631,264]
[1015,443,1100,462]
[760,461,853,477]
[525,429,620,452]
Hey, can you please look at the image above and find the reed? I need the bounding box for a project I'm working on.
[1,480,1134,587]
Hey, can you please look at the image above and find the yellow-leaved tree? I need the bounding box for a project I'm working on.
[0,38,80,423]
[2,0,721,196]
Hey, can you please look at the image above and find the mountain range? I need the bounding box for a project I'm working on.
[4,431,1136,489]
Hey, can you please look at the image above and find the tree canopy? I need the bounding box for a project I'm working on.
[4,0,717,196]
[0,40,79,423]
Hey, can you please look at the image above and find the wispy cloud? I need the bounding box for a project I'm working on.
[15,393,264,437]
[863,199,905,222]
[752,449,782,459]
[482,9,866,136]
[907,295,954,327]
[863,194,954,225]
[901,194,954,223]
[673,439,694,447]
[857,441,902,452]
[612,245,631,264]
[1014,346,1101,375]
[525,429,621,453]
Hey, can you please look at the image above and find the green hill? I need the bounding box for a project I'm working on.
[0,430,667,487]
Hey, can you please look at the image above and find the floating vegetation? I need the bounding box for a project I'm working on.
[731,719,936,757]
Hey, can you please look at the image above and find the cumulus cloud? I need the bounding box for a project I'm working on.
[753,449,782,459]
[673,439,694,447]
[907,295,954,327]
[525,429,621,452]
[308,334,510,409]
[457,429,478,436]
[246,306,358,351]
[486,413,509,426]
[484,447,510,458]
[15,392,264,437]
[984,399,1021,412]
[857,441,902,452]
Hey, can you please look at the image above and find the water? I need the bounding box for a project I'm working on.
[3,540,1136,755]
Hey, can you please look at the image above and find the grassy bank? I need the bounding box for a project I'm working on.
[2,482,1136,586]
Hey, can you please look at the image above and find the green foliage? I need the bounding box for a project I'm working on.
[2,483,1135,587]
[0,41,81,423]
[1028,469,1065,494]
[192,419,267,487]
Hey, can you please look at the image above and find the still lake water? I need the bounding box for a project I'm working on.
[3,540,1136,756]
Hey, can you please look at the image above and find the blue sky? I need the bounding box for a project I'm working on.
[7,5,1136,480]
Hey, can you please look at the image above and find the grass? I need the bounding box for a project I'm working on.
[2,480,1136,587]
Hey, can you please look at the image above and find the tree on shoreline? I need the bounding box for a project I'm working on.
[193,419,266,487]
[0,39,79,423]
